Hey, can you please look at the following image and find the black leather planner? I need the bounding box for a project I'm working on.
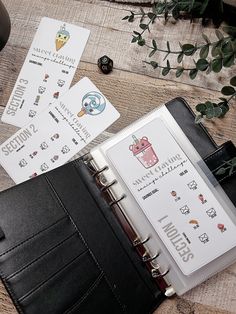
[0,98,235,314]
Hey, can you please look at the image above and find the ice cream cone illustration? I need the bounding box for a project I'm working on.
[77,91,106,118]
[129,135,158,168]
[55,24,70,51]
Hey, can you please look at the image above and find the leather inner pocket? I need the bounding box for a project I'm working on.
[18,250,101,314]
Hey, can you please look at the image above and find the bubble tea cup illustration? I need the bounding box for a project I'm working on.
[129,135,159,169]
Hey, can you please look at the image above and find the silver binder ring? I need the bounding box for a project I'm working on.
[133,236,150,247]
[142,252,160,263]
[93,165,108,178]
[109,194,126,206]
[83,153,93,163]
[101,179,117,192]
[151,267,169,278]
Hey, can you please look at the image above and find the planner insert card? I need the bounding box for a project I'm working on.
[107,118,236,275]
[1,17,90,127]
[0,77,120,184]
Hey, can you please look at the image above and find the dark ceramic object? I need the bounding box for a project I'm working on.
[0,1,11,51]
[97,55,113,74]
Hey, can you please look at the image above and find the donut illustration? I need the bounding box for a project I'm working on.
[77,91,106,117]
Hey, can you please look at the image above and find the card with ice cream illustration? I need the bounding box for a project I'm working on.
[0,77,120,184]
[2,17,90,127]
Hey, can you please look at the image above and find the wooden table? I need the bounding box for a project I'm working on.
[0,0,235,313]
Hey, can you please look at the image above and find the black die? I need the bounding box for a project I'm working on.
[97,55,113,74]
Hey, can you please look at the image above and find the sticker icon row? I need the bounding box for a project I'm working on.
[19,145,70,168]
[171,190,207,204]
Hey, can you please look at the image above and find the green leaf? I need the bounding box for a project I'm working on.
[223,25,236,37]
[128,15,134,22]
[172,7,180,19]
[219,97,228,102]
[221,86,235,95]
[216,167,226,175]
[155,4,165,14]
[205,107,214,119]
[150,61,158,69]
[211,58,223,73]
[189,68,198,79]
[162,67,170,76]
[213,106,223,117]
[152,39,157,50]
[215,29,224,40]
[131,36,138,43]
[222,41,233,54]
[211,44,221,57]
[189,0,195,11]
[200,0,210,14]
[122,16,129,20]
[182,44,196,56]
[230,76,236,87]
[220,103,229,116]
[140,7,145,14]
[148,12,156,19]
[232,157,236,165]
[139,23,148,30]
[176,67,184,78]
[202,33,210,44]
[137,38,145,46]
[229,166,234,176]
[196,103,207,113]
[205,101,214,109]
[133,31,140,35]
[200,45,209,59]
[148,50,155,57]
[196,59,209,71]
[167,41,170,52]
[177,52,184,63]
[223,53,235,67]
[149,49,156,57]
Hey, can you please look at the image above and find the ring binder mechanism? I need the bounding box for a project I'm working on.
[151,268,169,278]
[83,154,171,295]
[93,165,108,177]
[142,252,159,263]
[100,179,117,192]
[133,236,150,247]
[109,194,126,207]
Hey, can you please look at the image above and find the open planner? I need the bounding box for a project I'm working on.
[0,98,236,314]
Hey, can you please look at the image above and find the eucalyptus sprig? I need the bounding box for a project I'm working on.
[123,0,224,27]
[195,76,236,122]
[123,4,236,121]
[144,30,235,79]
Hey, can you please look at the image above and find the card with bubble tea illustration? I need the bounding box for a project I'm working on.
[106,117,236,275]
